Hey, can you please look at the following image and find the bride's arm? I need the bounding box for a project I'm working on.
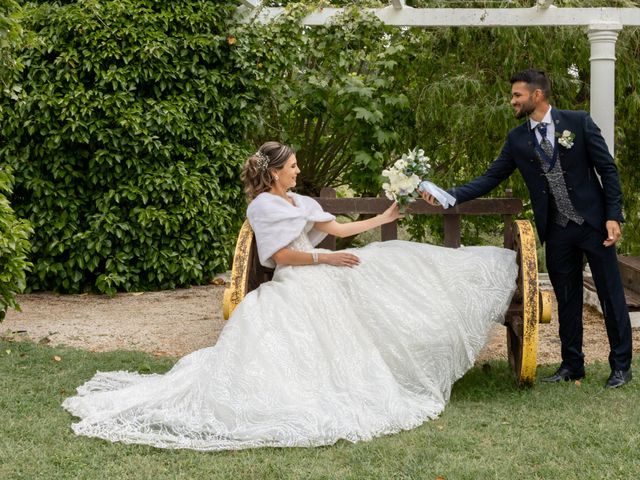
[313,202,400,238]
[272,248,360,267]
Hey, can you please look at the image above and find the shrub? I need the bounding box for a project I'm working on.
[0,167,32,320]
[1,0,32,320]
[1,0,24,89]
[1,0,265,293]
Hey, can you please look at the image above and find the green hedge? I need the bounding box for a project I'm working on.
[0,0,267,293]
[1,0,32,320]
[3,0,639,299]
[0,167,32,320]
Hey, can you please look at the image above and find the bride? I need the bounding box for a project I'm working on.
[63,141,518,451]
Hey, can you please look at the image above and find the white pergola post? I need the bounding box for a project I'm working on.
[587,22,622,157]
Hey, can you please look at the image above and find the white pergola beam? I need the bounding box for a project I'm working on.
[248,7,640,27]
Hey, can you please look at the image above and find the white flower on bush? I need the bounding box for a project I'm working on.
[382,147,432,207]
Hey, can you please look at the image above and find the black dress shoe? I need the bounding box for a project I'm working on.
[605,369,632,388]
[541,367,585,383]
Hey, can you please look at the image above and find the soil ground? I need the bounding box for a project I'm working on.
[3,282,640,366]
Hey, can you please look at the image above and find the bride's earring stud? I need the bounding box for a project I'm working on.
[274,175,279,181]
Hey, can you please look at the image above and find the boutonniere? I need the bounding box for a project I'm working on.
[557,130,575,149]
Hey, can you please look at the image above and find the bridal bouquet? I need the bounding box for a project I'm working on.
[382,148,432,208]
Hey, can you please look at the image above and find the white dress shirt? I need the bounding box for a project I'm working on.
[530,106,555,147]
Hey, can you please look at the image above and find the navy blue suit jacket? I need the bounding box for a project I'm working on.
[448,109,624,243]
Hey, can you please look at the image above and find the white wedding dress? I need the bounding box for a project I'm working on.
[63,226,517,451]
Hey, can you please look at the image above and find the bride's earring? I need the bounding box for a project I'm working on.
[274,175,279,181]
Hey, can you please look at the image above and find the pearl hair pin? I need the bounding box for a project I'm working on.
[255,151,269,171]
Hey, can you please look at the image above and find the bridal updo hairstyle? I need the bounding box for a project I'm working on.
[241,141,295,200]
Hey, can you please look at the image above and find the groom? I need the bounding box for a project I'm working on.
[422,68,633,388]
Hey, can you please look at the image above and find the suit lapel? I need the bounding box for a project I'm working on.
[525,118,537,155]
[551,108,568,169]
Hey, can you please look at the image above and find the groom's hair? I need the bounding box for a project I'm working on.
[510,69,551,100]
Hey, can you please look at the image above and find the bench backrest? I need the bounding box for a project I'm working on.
[314,187,523,250]
[248,187,523,286]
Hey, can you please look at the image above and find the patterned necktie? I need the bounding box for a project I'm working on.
[537,122,554,160]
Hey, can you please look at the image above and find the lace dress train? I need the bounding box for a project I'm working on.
[63,233,517,450]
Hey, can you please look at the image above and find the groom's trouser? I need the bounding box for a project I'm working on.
[545,221,633,373]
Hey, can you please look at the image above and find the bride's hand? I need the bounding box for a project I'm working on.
[321,252,361,268]
[378,202,402,224]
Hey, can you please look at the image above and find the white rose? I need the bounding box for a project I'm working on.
[399,176,417,192]
[408,174,421,188]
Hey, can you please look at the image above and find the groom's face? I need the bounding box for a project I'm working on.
[510,82,537,119]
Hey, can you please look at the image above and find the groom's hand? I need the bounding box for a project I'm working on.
[419,190,440,206]
[603,220,622,247]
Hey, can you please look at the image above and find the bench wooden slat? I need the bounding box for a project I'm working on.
[503,214,515,248]
[315,197,523,215]
[314,187,522,249]
[619,255,640,295]
[443,215,461,248]
[381,222,397,242]
[619,255,640,271]
[583,277,640,311]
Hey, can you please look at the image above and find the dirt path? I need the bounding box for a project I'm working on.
[2,286,225,357]
[3,283,639,365]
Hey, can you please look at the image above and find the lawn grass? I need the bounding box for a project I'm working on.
[1,339,639,479]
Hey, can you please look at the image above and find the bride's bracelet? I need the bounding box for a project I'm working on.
[311,252,319,264]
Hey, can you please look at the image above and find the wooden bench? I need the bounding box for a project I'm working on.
[584,254,640,312]
[222,188,553,386]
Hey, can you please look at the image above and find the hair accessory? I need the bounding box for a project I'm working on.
[255,151,269,171]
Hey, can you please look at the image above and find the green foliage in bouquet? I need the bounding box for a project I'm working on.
[0,0,266,293]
